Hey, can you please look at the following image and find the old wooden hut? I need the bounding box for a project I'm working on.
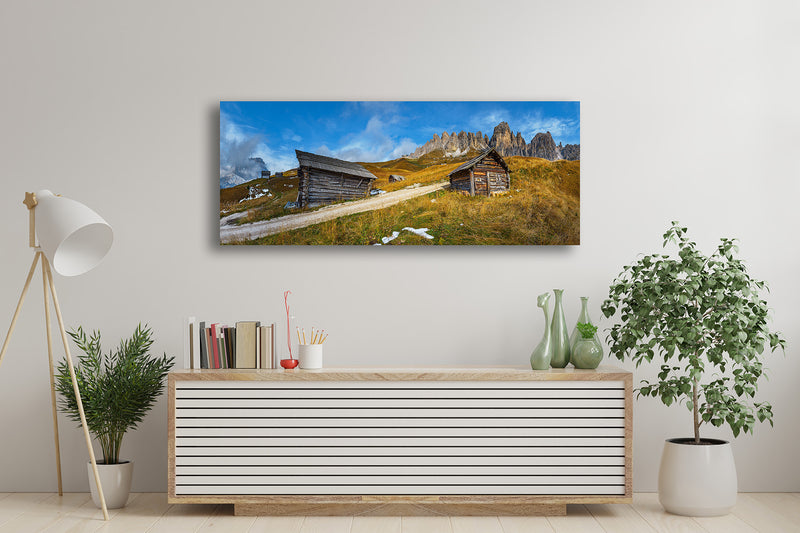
[295,150,377,207]
[448,148,510,196]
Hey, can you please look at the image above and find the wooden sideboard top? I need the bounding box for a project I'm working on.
[169,366,631,382]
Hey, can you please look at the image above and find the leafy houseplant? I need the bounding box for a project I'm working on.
[55,324,173,508]
[601,222,785,516]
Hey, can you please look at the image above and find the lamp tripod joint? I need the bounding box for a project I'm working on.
[23,192,38,210]
[24,192,38,248]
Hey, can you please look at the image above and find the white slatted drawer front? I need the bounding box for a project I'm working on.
[174,380,626,496]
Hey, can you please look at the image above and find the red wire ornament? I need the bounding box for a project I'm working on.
[284,290,293,360]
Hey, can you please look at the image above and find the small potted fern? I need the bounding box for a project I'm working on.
[55,324,174,509]
[601,222,784,516]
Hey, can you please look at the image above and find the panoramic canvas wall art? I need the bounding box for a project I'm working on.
[219,101,580,245]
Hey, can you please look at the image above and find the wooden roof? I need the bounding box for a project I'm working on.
[447,148,509,176]
[295,150,377,180]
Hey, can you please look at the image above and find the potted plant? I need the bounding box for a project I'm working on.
[571,323,603,369]
[55,324,174,509]
[601,222,784,517]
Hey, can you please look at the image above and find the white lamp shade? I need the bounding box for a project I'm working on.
[34,190,113,277]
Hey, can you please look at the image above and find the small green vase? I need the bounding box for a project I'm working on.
[550,289,570,368]
[572,338,603,369]
[570,296,600,355]
[530,293,552,370]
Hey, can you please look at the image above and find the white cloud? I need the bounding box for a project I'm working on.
[518,113,580,144]
[319,115,416,162]
[468,109,509,132]
[251,143,297,173]
[282,129,302,143]
[220,113,297,177]
[388,138,419,159]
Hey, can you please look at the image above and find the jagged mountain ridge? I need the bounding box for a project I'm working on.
[220,157,269,189]
[407,122,579,161]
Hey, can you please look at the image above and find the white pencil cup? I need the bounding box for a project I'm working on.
[298,344,323,369]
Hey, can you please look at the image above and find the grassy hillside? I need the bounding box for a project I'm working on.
[361,149,477,193]
[221,152,478,224]
[220,175,302,223]
[242,157,580,245]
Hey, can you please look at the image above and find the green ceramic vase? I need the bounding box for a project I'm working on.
[570,296,599,354]
[571,337,603,369]
[550,289,571,368]
[530,293,552,370]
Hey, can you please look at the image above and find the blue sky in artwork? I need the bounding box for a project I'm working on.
[220,101,580,175]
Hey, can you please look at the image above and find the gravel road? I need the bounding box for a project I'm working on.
[220,181,448,243]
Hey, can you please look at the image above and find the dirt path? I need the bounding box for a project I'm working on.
[220,181,449,243]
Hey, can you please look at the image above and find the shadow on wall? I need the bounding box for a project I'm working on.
[208,104,221,250]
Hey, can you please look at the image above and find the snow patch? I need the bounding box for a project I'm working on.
[240,186,269,202]
[381,231,399,244]
[402,227,434,240]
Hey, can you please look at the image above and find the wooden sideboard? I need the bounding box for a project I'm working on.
[167,367,632,516]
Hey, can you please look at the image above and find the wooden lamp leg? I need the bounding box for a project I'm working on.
[44,259,109,521]
[0,252,41,369]
[42,258,63,496]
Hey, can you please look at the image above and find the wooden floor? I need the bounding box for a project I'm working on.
[0,493,797,532]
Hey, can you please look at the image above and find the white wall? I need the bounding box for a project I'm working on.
[0,0,798,493]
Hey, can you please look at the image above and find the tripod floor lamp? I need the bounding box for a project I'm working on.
[0,190,113,520]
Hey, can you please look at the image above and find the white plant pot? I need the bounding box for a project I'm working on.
[298,344,323,369]
[658,438,737,516]
[87,460,134,509]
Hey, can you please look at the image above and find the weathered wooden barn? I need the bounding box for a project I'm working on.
[448,148,510,196]
[294,150,377,207]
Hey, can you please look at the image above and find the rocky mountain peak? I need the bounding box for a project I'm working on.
[407,122,579,161]
[528,132,562,160]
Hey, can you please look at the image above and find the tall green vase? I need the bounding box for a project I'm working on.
[569,296,599,353]
[530,293,552,370]
[550,289,571,368]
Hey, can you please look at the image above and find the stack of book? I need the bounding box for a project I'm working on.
[185,318,275,369]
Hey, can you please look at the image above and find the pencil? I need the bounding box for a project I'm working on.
[302,329,307,345]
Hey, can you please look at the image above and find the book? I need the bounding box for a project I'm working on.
[217,330,226,369]
[225,326,235,368]
[199,321,208,369]
[183,316,192,369]
[221,327,228,368]
[229,326,236,367]
[187,317,198,370]
[259,324,274,369]
[210,323,221,369]
[235,321,260,369]
[256,323,261,369]
[192,318,201,370]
